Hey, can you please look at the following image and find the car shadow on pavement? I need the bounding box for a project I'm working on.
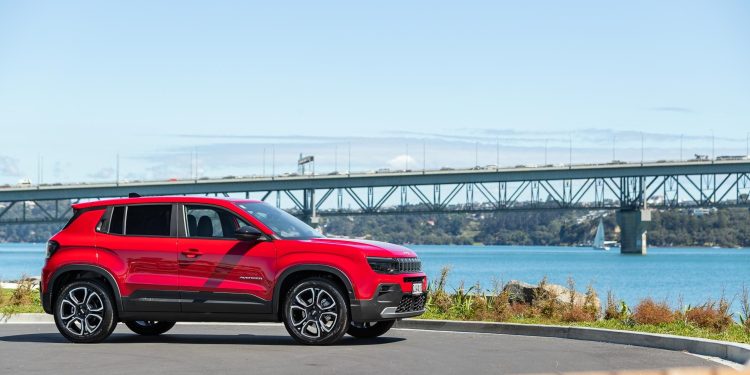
[0,332,406,346]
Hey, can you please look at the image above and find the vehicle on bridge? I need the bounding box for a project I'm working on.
[40,196,426,345]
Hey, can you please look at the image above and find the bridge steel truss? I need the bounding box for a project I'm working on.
[1,161,749,225]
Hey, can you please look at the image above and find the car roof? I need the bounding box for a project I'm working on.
[72,196,263,210]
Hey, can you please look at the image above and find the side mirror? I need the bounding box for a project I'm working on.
[235,225,264,241]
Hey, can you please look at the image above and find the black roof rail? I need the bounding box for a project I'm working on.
[128,193,142,198]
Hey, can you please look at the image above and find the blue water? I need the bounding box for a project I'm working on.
[0,243,46,280]
[2,243,749,314]
[409,245,750,314]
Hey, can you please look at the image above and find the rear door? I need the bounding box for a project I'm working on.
[97,204,180,312]
[177,204,276,314]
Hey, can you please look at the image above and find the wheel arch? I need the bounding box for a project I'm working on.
[48,264,123,316]
[273,264,356,320]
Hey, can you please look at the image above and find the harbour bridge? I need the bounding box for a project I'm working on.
[1,160,749,254]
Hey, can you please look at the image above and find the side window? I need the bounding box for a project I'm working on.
[185,205,249,239]
[125,205,172,236]
[109,206,125,235]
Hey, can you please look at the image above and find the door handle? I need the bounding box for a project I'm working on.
[182,249,202,259]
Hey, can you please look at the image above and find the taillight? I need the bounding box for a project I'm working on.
[46,240,59,259]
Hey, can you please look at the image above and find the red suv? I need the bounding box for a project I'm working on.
[41,196,426,345]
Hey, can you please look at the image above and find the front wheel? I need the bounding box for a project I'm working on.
[125,321,176,336]
[54,280,117,344]
[282,277,349,345]
[347,320,395,338]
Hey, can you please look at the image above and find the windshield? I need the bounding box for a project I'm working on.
[235,202,323,240]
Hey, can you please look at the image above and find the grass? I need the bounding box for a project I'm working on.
[739,285,750,334]
[418,266,750,344]
[0,277,44,316]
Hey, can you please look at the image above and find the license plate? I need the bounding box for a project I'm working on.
[412,282,423,295]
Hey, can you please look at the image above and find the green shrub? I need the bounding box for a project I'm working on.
[534,277,562,319]
[583,283,599,319]
[470,284,491,321]
[491,288,512,321]
[604,291,622,320]
[738,285,750,334]
[428,266,453,314]
[450,281,476,318]
[10,277,35,306]
[566,277,577,307]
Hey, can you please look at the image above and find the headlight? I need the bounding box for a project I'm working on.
[367,257,399,274]
[46,240,59,259]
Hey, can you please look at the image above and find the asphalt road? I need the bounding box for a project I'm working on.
[0,323,721,375]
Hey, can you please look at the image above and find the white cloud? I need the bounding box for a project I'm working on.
[387,154,417,171]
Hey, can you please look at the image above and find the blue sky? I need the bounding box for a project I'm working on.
[0,1,749,184]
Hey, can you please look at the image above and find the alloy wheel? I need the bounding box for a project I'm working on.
[289,287,339,339]
[58,286,105,336]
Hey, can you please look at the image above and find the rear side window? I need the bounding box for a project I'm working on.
[109,206,125,234]
[124,205,172,236]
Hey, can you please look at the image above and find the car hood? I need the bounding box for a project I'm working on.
[303,237,418,258]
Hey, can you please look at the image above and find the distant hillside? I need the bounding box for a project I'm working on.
[2,208,748,248]
[0,223,62,243]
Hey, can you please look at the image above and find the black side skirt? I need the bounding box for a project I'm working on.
[121,290,273,319]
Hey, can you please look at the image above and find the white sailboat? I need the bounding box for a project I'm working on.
[592,219,610,251]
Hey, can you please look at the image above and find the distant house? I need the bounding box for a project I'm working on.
[689,208,716,217]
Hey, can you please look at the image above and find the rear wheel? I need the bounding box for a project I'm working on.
[125,321,176,336]
[282,277,349,345]
[347,320,395,338]
[53,280,117,344]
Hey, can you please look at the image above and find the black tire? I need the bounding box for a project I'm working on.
[53,279,117,344]
[125,321,176,336]
[282,277,349,345]
[347,320,395,338]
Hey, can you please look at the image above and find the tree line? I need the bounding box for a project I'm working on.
[1,208,748,248]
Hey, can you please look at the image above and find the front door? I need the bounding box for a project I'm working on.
[177,204,275,314]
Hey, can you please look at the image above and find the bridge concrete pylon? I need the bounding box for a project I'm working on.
[616,209,651,255]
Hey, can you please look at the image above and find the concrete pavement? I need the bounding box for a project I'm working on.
[0,323,723,375]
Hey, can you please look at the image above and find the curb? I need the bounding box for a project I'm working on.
[0,313,53,324]
[394,319,750,366]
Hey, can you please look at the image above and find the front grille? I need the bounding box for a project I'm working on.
[395,293,427,313]
[395,257,422,273]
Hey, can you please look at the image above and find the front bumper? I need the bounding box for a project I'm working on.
[350,283,427,322]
